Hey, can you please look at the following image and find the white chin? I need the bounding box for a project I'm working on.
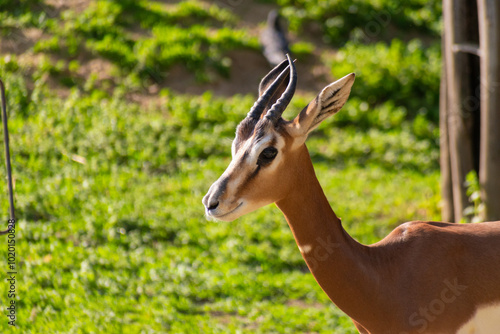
[206,203,244,222]
[214,214,238,222]
[206,201,267,222]
[216,208,245,222]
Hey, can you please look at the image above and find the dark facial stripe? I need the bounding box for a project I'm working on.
[234,163,261,199]
[213,175,229,200]
[247,165,261,183]
[234,132,278,197]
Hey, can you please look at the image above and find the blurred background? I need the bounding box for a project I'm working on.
[0,0,442,332]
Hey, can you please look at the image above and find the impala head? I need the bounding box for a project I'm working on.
[203,55,355,221]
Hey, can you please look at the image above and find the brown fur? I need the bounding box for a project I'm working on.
[203,72,500,333]
[276,143,500,333]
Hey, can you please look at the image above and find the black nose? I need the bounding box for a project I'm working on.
[202,193,219,211]
[207,200,219,211]
[203,176,229,212]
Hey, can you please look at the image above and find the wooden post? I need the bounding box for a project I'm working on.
[440,36,455,223]
[478,0,500,221]
[443,0,476,221]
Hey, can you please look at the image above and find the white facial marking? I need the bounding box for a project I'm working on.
[249,133,274,162]
[213,126,288,221]
[457,303,500,334]
[231,140,236,157]
[299,244,313,254]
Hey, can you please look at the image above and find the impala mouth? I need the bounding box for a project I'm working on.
[206,202,243,221]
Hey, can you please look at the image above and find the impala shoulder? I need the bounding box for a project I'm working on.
[387,220,453,243]
[393,220,432,235]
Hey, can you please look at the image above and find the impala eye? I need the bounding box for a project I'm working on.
[257,147,278,166]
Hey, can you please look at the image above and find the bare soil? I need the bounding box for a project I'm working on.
[0,0,337,102]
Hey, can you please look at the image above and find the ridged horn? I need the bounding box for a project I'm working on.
[247,62,291,120]
[264,54,296,123]
[258,57,289,97]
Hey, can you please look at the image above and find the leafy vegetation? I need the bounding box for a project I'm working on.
[276,0,442,45]
[331,40,441,122]
[6,0,258,91]
[0,0,442,332]
[463,170,484,223]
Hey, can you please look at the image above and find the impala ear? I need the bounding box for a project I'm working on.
[288,73,355,138]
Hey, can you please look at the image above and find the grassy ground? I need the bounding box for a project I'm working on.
[0,0,442,332]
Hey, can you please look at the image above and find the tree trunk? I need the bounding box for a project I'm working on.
[443,0,477,221]
[440,36,455,223]
[478,0,500,221]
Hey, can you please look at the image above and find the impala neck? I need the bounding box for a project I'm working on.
[275,145,379,322]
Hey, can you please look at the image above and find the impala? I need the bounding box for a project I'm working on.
[202,55,500,333]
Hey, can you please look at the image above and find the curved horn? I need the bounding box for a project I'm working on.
[258,58,289,97]
[247,63,291,119]
[265,54,296,123]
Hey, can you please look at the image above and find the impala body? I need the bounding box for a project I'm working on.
[202,56,500,333]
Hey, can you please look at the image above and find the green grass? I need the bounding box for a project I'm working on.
[276,0,442,44]
[0,83,440,333]
[330,40,441,122]
[0,0,442,332]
